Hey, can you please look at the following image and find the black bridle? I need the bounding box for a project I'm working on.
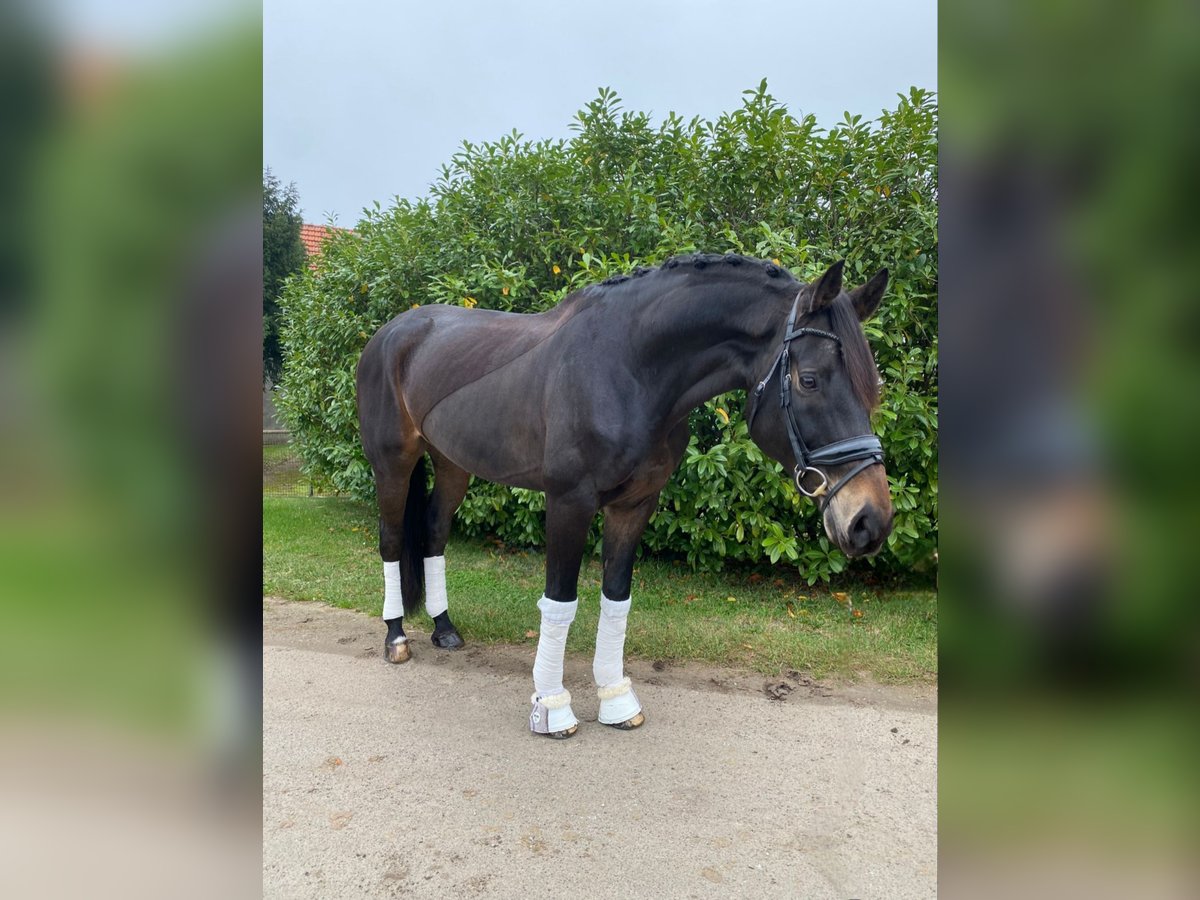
[746,292,885,514]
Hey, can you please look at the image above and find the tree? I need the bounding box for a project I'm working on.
[262,168,305,385]
[277,85,938,579]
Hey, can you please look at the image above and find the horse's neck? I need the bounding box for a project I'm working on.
[629,279,787,426]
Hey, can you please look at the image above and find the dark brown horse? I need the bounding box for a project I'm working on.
[356,254,892,737]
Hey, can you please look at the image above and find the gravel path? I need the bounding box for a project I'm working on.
[263,597,936,899]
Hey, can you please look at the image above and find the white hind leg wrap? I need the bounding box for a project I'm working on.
[382,560,404,621]
[595,594,641,724]
[531,596,578,732]
[424,555,448,618]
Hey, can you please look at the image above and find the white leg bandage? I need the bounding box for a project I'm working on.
[531,596,579,733]
[533,596,577,696]
[424,555,448,618]
[595,594,641,725]
[382,560,404,621]
[593,594,631,687]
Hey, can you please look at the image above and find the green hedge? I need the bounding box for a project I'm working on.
[277,83,937,582]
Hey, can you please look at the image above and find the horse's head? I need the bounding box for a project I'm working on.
[746,261,894,558]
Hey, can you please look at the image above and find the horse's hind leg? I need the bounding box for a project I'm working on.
[373,448,427,663]
[424,450,472,650]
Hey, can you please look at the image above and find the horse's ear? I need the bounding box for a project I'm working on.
[805,259,845,313]
[848,268,888,321]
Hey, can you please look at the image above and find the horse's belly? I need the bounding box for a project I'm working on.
[419,373,547,490]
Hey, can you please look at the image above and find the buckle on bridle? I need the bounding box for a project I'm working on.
[794,465,829,498]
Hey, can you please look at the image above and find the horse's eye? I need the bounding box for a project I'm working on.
[799,374,818,390]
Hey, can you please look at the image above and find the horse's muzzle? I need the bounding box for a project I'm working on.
[843,502,894,557]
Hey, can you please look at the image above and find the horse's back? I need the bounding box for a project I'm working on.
[357,302,580,448]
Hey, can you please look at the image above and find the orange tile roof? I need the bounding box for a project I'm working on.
[299,223,351,265]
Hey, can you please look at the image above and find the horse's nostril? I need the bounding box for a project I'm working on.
[847,505,890,556]
[851,510,874,540]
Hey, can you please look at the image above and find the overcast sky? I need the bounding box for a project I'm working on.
[265,0,935,224]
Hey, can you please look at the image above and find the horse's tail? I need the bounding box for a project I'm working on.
[401,455,428,616]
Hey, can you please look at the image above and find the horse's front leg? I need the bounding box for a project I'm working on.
[595,494,659,730]
[528,488,598,739]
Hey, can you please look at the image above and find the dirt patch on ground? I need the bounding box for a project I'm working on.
[262,597,935,714]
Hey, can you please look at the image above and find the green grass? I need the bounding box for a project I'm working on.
[263,496,937,683]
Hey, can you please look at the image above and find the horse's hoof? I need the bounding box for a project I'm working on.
[384,639,411,664]
[605,712,645,730]
[530,691,577,738]
[597,679,643,728]
[431,628,465,650]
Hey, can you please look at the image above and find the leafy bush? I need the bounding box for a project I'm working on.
[277,82,937,581]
